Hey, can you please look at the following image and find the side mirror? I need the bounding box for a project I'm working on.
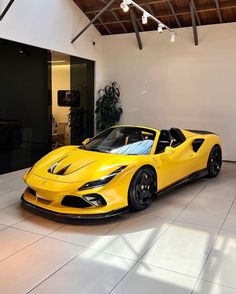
[82,138,90,145]
[164,146,175,155]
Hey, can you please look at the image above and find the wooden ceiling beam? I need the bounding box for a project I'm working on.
[190,0,201,25]
[167,0,181,28]
[85,0,169,14]
[214,0,223,23]
[71,0,116,43]
[133,9,145,32]
[146,4,154,15]
[96,15,112,34]
[84,1,236,16]
[190,0,198,46]
[100,0,128,33]
[0,0,15,21]
[93,3,236,26]
[130,8,143,50]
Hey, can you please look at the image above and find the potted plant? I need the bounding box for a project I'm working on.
[95,81,123,133]
[68,107,86,145]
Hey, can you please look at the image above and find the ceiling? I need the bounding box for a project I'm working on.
[73,0,236,35]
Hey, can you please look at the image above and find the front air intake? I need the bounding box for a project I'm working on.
[61,196,92,208]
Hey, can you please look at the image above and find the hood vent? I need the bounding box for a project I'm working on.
[48,163,71,175]
[48,158,96,176]
[48,156,71,175]
[55,164,71,175]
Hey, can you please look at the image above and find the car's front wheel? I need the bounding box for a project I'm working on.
[128,167,156,211]
[206,145,222,178]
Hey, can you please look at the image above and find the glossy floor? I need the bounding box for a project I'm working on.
[0,162,236,294]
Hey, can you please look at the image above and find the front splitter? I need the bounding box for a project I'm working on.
[21,195,129,223]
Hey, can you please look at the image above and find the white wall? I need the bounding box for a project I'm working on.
[101,23,236,161]
[1,1,236,160]
[0,0,102,89]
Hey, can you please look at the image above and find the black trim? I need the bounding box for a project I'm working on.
[21,195,128,223]
[157,168,208,196]
[21,168,208,222]
[186,129,216,135]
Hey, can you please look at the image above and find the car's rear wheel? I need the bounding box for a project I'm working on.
[128,167,156,211]
[206,145,222,178]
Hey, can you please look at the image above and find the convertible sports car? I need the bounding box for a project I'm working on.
[22,126,222,220]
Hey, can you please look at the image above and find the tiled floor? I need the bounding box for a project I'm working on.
[0,162,236,293]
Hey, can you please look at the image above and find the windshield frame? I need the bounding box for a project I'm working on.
[80,126,158,155]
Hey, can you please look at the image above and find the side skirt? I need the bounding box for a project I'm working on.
[156,168,208,197]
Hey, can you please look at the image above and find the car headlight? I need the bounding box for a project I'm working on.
[78,166,127,191]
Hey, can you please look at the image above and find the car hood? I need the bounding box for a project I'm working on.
[30,146,138,183]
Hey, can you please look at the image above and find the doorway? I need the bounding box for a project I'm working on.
[0,39,95,175]
[50,51,95,149]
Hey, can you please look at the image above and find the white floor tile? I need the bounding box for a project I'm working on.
[0,237,84,294]
[160,180,208,204]
[140,180,207,220]
[140,198,187,220]
[13,215,63,236]
[197,181,236,201]
[0,179,26,194]
[0,203,32,226]
[222,212,236,232]
[176,197,232,228]
[193,280,236,294]
[0,190,22,209]
[49,219,122,247]
[0,227,42,261]
[0,224,6,230]
[229,201,236,214]
[112,263,196,294]
[0,169,28,182]
[89,214,170,260]
[141,221,218,277]
[0,177,9,184]
[0,164,235,294]
[200,230,236,289]
[30,248,135,294]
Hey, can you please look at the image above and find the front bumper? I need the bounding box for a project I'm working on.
[21,194,129,222]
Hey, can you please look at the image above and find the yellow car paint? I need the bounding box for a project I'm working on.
[22,126,221,218]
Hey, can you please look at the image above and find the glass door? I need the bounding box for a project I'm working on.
[50,51,95,148]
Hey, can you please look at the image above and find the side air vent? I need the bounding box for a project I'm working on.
[192,139,205,152]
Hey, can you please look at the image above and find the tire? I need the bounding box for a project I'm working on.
[128,167,156,211]
[206,145,222,178]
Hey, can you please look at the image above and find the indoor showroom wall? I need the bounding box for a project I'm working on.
[101,22,236,161]
[0,0,102,89]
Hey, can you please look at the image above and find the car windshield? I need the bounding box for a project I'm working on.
[80,127,156,155]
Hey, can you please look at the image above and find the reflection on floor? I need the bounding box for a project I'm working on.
[0,162,236,293]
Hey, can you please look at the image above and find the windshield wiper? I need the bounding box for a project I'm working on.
[79,145,88,150]
[89,148,110,153]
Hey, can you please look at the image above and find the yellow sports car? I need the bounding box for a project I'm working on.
[22,126,222,220]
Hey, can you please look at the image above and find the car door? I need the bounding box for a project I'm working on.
[154,139,195,191]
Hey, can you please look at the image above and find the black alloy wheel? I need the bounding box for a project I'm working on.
[207,145,222,177]
[128,167,156,211]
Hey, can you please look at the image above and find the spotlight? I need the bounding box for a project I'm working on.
[158,24,164,33]
[120,0,131,12]
[170,33,176,43]
[142,12,149,24]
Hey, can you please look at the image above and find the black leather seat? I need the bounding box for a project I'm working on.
[170,128,186,147]
[156,130,171,153]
